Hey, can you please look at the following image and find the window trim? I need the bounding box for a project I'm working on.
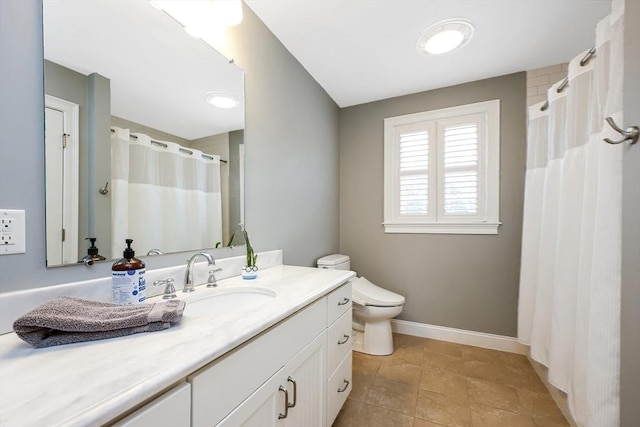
[383,100,501,234]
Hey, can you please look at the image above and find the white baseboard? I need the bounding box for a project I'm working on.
[391,319,528,355]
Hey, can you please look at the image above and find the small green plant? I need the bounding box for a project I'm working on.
[214,232,236,249]
[243,228,258,267]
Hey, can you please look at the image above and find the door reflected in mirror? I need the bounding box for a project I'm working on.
[43,0,245,267]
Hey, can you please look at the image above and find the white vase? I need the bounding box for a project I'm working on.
[242,265,258,280]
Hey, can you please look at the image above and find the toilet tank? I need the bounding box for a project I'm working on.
[317,254,351,270]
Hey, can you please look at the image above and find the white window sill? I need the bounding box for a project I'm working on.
[383,222,501,235]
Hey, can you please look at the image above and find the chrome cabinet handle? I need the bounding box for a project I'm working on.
[287,376,297,408]
[337,379,350,393]
[337,334,350,345]
[278,386,289,419]
[338,297,350,306]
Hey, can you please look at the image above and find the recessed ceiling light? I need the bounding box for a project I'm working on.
[417,19,474,55]
[205,92,238,109]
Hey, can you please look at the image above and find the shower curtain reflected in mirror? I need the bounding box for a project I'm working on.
[110,127,222,259]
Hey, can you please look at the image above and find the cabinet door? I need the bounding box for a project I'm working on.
[112,383,190,427]
[282,331,327,427]
[217,369,285,427]
[218,332,327,427]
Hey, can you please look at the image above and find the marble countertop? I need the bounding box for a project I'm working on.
[0,265,355,427]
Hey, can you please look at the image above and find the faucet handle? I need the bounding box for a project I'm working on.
[206,268,223,288]
[154,278,177,299]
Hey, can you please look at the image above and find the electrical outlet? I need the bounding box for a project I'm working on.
[0,209,26,255]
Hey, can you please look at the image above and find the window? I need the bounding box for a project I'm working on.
[383,100,500,234]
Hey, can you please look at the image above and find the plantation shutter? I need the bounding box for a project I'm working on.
[399,129,429,215]
[437,114,485,219]
[396,122,436,219]
[443,122,479,215]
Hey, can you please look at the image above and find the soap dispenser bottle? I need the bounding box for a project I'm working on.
[112,239,146,304]
[78,237,107,266]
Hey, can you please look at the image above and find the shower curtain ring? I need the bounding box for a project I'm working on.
[603,117,639,145]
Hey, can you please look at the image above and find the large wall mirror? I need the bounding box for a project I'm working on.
[43,0,245,267]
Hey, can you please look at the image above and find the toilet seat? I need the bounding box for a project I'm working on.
[352,277,405,307]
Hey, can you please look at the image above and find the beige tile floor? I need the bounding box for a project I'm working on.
[333,333,570,427]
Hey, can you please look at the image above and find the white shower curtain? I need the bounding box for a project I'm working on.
[518,2,624,426]
[110,127,222,258]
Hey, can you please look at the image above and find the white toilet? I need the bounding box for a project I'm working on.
[317,254,405,356]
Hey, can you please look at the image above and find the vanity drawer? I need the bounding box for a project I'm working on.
[327,281,352,325]
[327,353,352,426]
[327,308,352,374]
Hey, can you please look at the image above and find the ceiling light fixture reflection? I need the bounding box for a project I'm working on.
[150,1,234,48]
[213,0,243,26]
[205,92,239,109]
[417,19,474,55]
[150,0,242,27]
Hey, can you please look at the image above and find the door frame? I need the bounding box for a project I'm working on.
[45,94,79,265]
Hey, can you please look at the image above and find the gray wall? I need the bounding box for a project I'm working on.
[339,73,527,337]
[620,0,640,425]
[228,129,243,246]
[86,73,111,259]
[226,4,341,266]
[0,0,340,292]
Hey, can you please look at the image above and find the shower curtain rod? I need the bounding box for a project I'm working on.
[539,46,596,112]
[110,128,228,163]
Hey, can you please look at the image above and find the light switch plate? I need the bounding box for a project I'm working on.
[0,209,26,255]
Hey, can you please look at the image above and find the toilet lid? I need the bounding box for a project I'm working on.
[351,277,405,307]
[317,254,350,266]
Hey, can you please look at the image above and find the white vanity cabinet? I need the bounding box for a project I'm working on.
[189,287,342,427]
[189,280,352,427]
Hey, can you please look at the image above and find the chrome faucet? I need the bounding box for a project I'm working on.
[184,252,215,292]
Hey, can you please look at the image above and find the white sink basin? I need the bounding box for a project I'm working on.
[183,286,277,317]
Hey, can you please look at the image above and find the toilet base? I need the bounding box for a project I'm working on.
[351,319,394,356]
[352,329,364,353]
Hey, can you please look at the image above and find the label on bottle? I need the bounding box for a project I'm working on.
[112,268,146,304]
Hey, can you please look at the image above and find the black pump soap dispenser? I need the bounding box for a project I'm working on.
[78,237,107,265]
[111,239,146,304]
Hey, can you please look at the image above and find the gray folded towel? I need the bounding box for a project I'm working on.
[13,297,186,348]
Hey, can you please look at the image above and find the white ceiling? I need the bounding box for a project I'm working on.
[44,1,244,140]
[245,0,611,107]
